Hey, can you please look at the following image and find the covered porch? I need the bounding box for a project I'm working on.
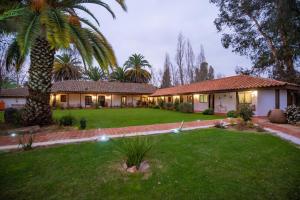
[50,93,150,108]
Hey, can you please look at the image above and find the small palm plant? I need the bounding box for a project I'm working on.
[117,137,153,169]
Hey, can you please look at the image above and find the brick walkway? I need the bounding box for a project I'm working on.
[1,118,299,150]
[0,119,225,150]
[253,117,300,139]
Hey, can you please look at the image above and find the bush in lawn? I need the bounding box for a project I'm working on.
[118,137,153,169]
[214,121,226,129]
[19,133,34,151]
[79,118,87,129]
[227,110,238,118]
[152,105,160,109]
[285,105,300,124]
[178,103,193,113]
[59,115,76,126]
[238,104,254,122]
[4,108,23,125]
[202,108,214,115]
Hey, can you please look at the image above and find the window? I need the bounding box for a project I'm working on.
[60,95,67,103]
[187,96,193,103]
[238,91,252,104]
[199,94,208,103]
[168,96,172,102]
[85,96,92,106]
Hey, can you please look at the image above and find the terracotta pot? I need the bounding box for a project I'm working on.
[268,109,287,124]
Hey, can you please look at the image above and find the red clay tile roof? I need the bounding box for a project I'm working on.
[0,81,157,97]
[51,80,157,94]
[0,87,29,97]
[150,75,299,96]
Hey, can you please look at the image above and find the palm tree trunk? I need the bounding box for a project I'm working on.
[22,37,55,126]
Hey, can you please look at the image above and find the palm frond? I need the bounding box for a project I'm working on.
[5,38,25,72]
[0,7,25,21]
[72,5,100,26]
[17,11,40,56]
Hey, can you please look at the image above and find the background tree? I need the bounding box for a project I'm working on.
[207,66,215,80]
[53,53,82,82]
[161,53,172,88]
[210,0,300,83]
[0,0,126,125]
[198,62,209,81]
[124,54,152,83]
[109,66,128,82]
[84,66,107,81]
[175,33,185,85]
[185,40,195,83]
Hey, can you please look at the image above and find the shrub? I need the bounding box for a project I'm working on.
[18,133,34,151]
[227,110,238,118]
[238,104,254,122]
[152,105,160,109]
[117,137,153,168]
[285,105,300,124]
[178,103,193,113]
[164,102,174,110]
[158,100,164,109]
[59,115,76,126]
[80,118,87,129]
[174,99,180,111]
[4,108,23,125]
[202,108,214,115]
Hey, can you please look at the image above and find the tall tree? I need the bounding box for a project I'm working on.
[124,54,152,83]
[207,66,215,80]
[161,53,172,88]
[53,53,82,82]
[196,44,206,67]
[175,33,185,85]
[0,0,126,125]
[185,40,195,83]
[210,0,300,83]
[198,62,209,81]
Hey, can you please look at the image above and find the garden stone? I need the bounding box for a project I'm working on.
[127,166,137,173]
[139,161,150,173]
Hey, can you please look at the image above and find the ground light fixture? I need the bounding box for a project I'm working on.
[10,132,17,137]
[98,135,110,142]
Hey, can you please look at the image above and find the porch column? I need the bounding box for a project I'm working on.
[110,94,113,108]
[275,89,280,109]
[192,94,194,112]
[53,94,56,107]
[236,92,239,110]
[80,93,81,108]
[67,93,70,108]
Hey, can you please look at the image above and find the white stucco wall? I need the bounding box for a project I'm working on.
[0,97,26,108]
[214,92,237,113]
[193,94,209,112]
[255,89,287,116]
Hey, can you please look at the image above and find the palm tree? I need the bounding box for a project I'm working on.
[109,66,128,82]
[0,0,126,125]
[53,53,82,82]
[84,66,107,81]
[124,54,152,83]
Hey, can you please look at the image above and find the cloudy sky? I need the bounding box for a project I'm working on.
[87,0,252,76]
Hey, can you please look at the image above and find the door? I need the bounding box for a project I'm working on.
[98,96,105,107]
[121,96,127,106]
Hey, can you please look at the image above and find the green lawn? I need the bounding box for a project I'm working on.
[1,129,299,200]
[53,108,223,129]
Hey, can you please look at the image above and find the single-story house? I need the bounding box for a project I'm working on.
[149,75,300,116]
[0,75,299,116]
[0,81,156,109]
